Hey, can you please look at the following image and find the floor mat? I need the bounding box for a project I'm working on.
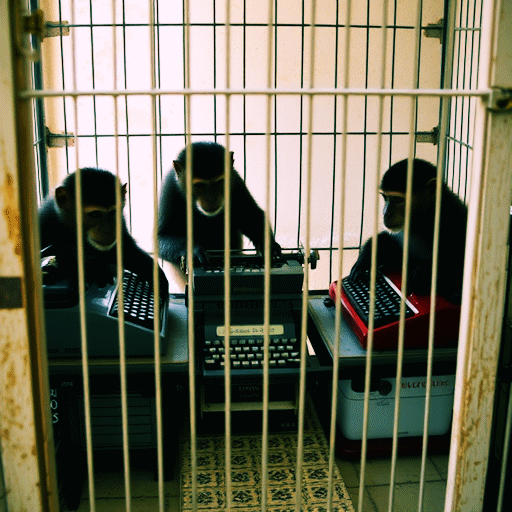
[180,398,355,511]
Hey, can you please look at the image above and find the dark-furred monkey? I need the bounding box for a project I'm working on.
[39,167,168,292]
[157,142,281,276]
[349,158,467,303]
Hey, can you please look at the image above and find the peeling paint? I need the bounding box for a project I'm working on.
[5,362,16,390]
[0,172,22,257]
[1,341,11,365]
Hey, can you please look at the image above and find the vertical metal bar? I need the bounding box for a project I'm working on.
[242,0,248,181]
[3,1,58,508]
[457,0,470,197]
[223,2,233,508]
[388,0,422,509]
[183,2,197,509]
[70,1,96,509]
[57,0,71,175]
[357,1,389,511]
[261,0,275,508]
[295,3,316,510]
[357,0,372,253]
[148,2,165,511]
[418,0,458,509]
[296,0,305,249]
[331,0,352,508]
[417,98,445,512]
[328,0,341,286]
[388,0,398,167]
[446,0,512,508]
[121,0,133,230]
[88,0,99,166]
[110,0,132,508]
[213,0,218,140]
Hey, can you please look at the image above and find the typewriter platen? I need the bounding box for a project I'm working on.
[190,249,317,378]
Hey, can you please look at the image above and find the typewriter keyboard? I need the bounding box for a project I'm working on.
[202,337,301,374]
[342,271,416,328]
[110,270,163,330]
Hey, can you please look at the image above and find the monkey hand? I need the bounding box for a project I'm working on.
[86,256,116,288]
[193,245,210,267]
[348,258,371,283]
[272,241,282,258]
[408,266,432,296]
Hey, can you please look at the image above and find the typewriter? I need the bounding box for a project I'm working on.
[329,270,460,350]
[42,252,168,358]
[189,249,316,378]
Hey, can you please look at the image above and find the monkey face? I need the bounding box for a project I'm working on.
[381,188,435,233]
[83,205,118,250]
[381,191,406,232]
[192,175,225,216]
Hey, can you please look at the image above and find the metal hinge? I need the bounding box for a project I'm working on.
[45,127,75,148]
[416,125,439,145]
[489,89,512,112]
[24,9,70,40]
[424,19,444,42]
[23,9,45,40]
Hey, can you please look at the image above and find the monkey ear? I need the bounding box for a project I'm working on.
[55,186,71,210]
[230,151,234,169]
[426,178,437,198]
[121,183,127,205]
[173,160,183,178]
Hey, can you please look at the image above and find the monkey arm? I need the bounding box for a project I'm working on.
[157,173,202,266]
[231,175,281,256]
[349,232,402,282]
[121,232,169,294]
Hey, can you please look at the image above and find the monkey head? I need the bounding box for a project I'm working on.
[380,159,437,233]
[55,168,127,251]
[173,143,234,217]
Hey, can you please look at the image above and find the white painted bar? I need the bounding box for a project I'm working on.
[445,1,512,510]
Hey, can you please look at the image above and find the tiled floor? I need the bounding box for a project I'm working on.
[337,453,449,512]
[61,447,448,511]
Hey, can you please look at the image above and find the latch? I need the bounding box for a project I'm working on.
[45,127,75,148]
[489,89,512,112]
[423,19,444,42]
[416,125,439,145]
[45,21,70,38]
[24,9,70,40]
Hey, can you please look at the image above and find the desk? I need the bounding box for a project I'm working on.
[308,296,458,372]
[307,295,458,458]
[48,296,191,509]
[48,296,190,375]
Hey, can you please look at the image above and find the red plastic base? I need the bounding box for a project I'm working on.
[329,275,460,351]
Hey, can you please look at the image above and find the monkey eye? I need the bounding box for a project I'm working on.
[382,194,405,206]
[85,211,104,220]
[194,182,207,192]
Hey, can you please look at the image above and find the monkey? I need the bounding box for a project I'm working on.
[39,167,168,293]
[157,141,281,280]
[349,158,468,304]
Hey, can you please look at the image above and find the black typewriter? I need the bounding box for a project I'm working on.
[189,249,316,378]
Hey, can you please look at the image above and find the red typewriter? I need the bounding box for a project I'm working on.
[329,271,460,350]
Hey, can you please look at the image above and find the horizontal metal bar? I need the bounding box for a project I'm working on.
[50,129,431,138]
[50,22,420,30]
[19,87,491,99]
